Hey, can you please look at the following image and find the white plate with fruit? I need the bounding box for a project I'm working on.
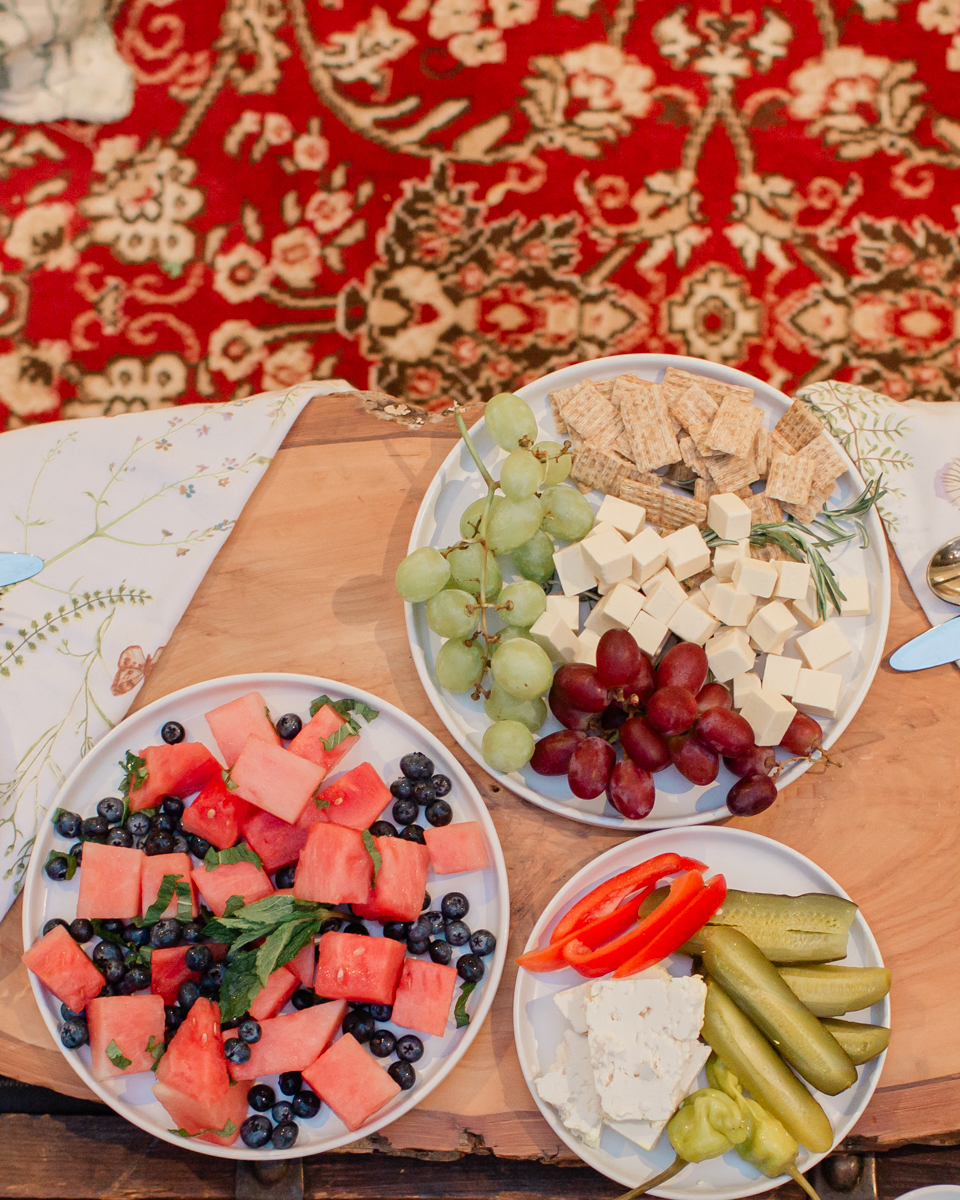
[21,673,508,1159]
[402,354,890,829]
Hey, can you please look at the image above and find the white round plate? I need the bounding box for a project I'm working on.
[406,353,890,829]
[22,673,509,1160]
[513,826,889,1199]
[897,1189,960,1199]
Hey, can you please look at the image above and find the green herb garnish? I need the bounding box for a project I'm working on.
[106,1040,132,1071]
[134,874,183,927]
[118,751,147,797]
[204,844,263,873]
[45,849,77,881]
[145,1035,165,1072]
[221,769,238,791]
[309,694,379,750]
[454,980,478,1028]
[171,1119,237,1139]
[361,830,382,883]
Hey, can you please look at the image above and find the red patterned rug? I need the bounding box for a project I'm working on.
[1,0,958,427]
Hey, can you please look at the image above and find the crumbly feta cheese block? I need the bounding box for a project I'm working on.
[668,600,721,646]
[574,628,601,666]
[584,521,626,544]
[733,670,761,708]
[791,580,823,628]
[530,612,580,664]
[641,567,686,602]
[597,494,646,539]
[627,527,668,585]
[732,556,779,598]
[705,627,756,682]
[547,593,580,631]
[712,539,750,581]
[796,621,851,671]
[535,1030,603,1148]
[686,588,711,613]
[747,601,798,653]
[554,542,597,596]
[582,531,634,586]
[555,981,592,1034]
[708,492,752,541]
[628,610,671,657]
[741,686,797,746]
[606,1041,712,1152]
[837,576,871,617]
[762,653,802,697]
[775,559,812,602]
[709,581,757,627]
[644,581,684,624]
[792,667,843,718]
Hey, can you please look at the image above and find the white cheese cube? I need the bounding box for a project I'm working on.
[530,612,580,664]
[668,600,721,646]
[837,576,871,618]
[553,542,597,597]
[574,627,601,665]
[762,653,802,697]
[546,593,580,631]
[581,531,633,585]
[598,575,640,595]
[733,671,761,708]
[732,556,779,598]
[741,686,797,746]
[708,492,752,541]
[792,668,843,718]
[705,627,756,682]
[597,495,646,539]
[663,523,711,580]
[603,582,646,629]
[641,567,686,601]
[644,581,684,624]
[628,610,671,657]
[747,601,798,654]
[686,588,711,613]
[583,520,626,544]
[791,581,823,628]
[699,574,721,603]
[796,621,851,671]
[708,582,757,627]
[775,559,811,602]
[627,527,668,585]
[712,540,750,581]
[583,593,614,635]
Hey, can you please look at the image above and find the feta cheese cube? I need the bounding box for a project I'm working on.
[732,556,779,598]
[762,653,802,697]
[791,581,823,628]
[574,627,601,665]
[546,593,580,631]
[628,610,671,657]
[583,593,614,635]
[627,528,668,585]
[668,600,721,646]
[663,523,711,580]
[712,539,750,581]
[686,588,711,613]
[733,671,761,708]
[837,576,871,618]
[740,686,797,746]
[792,667,843,718]
[775,559,811,602]
[581,530,634,586]
[554,542,597,596]
[644,581,684,624]
[746,601,798,653]
[598,575,640,595]
[708,581,757,627]
[641,567,686,602]
[585,583,645,634]
[596,494,646,539]
[705,627,756,682]
[699,574,721,603]
[796,621,851,671]
[708,492,752,541]
[530,612,580,664]
[583,520,625,543]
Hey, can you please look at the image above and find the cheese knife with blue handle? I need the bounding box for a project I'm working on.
[0,553,43,588]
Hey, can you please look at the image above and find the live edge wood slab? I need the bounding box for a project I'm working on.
[1,391,958,1160]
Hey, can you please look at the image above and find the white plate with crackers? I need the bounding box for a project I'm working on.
[406,354,890,830]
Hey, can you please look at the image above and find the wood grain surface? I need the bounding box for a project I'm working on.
[3,391,958,1157]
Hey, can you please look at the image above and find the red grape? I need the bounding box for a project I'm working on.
[667,734,720,785]
[695,708,755,757]
[600,702,628,731]
[780,712,823,756]
[531,730,587,775]
[596,629,642,688]
[621,653,656,706]
[696,682,732,714]
[551,664,609,713]
[645,686,698,736]
[727,773,777,816]
[549,696,595,731]
[656,643,708,693]
[568,737,616,799]
[725,745,776,778]
[608,759,655,819]
[619,715,671,773]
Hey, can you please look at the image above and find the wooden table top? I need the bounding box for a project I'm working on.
[2,391,958,1159]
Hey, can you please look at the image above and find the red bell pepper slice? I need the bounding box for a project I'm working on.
[516,887,653,973]
[612,873,727,978]
[549,853,706,946]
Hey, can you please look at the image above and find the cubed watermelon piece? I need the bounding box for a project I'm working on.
[153,1078,250,1147]
[288,941,316,988]
[293,824,373,905]
[391,958,458,1038]
[142,852,198,920]
[128,742,222,812]
[225,1000,348,1080]
[303,1032,400,1131]
[288,704,359,778]
[318,762,392,831]
[76,842,144,919]
[231,737,325,824]
[155,997,230,1107]
[191,860,274,917]
[204,691,281,768]
[181,776,255,850]
[150,946,200,1006]
[21,925,104,1013]
[353,838,430,923]
[423,821,491,875]
[248,965,299,1021]
[241,809,309,872]
[314,932,405,1005]
[87,994,165,1081]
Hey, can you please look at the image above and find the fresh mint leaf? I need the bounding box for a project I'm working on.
[309,693,379,729]
[353,700,379,724]
[106,1040,132,1071]
[309,694,350,719]
[51,807,67,826]
[204,844,263,873]
[320,722,359,752]
[454,980,478,1029]
[45,849,77,881]
[217,948,262,1023]
[171,1119,237,1139]
[134,874,183,927]
[255,918,323,986]
[145,1035,165,1072]
[361,830,382,883]
[175,880,193,923]
[92,918,127,946]
[118,751,148,797]
[222,895,245,919]
[221,768,238,792]
[313,797,330,810]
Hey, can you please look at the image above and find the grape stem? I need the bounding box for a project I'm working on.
[454,403,497,491]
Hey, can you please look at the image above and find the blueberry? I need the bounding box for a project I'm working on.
[369,1029,396,1058]
[164,1005,184,1034]
[45,855,68,881]
[445,920,471,947]
[144,831,173,856]
[423,910,445,935]
[68,842,83,865]
[430,774,452,798]
[399,824,425,845]
[278,1071,302,1096]
[368,1004,392,1021]
[369,820,398,839]
[342,1010,375,1043]
[290,989,316,1010]
[98,982,120,997]
[184,944,212,972]
[161,721,186,745]
[81,815,108,840]
[275,713,302,740]
[187,834,212,859]
[126,812,151,838]
[224,1037,251,1065]
[412,780,436,805]
[271,1101,294,1124]
[180,920,205,943]
[55,810,81,839]
[400,752,434,780]
[106,827,134,847]
[121,945,140,967]
[161,796,184,820]
[395,1034,424,1063]
[428,939,453,966]
[406,938,429,956]
[425,800,452,827]
[43,918,68,936]
[68,918,94,944]
[318,917,343,935]
[407,917,432,943]
[391,798,418,826]
[93,941,124,969]
[271,1121,299,1150]
[97,797,124,824]
[61,1002,85,1021]
[248,1084,275,1112]
[152,812,177,834]
[343,922,369,937]
[171,834,190,855]
[178,980,201,1010]
[441,892,469,921]
[238,1019,261,1045]
[422,892,431,911]
[103,959,126,984]
[60,1019,89,1050]
[221,1015,245,1031]
[151,918,182,949]
[119,965,151,994]
[123,923,151,948]
[200,963,225,996]
[388,1061,416,1090]
[389,777,414,801]
[469,929,497,957]
[240,1114,272,1149]
[274,864,296,890]
[383,921,409,943]
[292,1089,320,1119]
[457,953,485,983]
[101,919,125,936]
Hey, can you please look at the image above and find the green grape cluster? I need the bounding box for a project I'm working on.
[394,390,594,775]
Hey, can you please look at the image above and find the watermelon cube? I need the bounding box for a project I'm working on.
[150,946,200,1006]
[142,852,198,920]
[87,994,165,1081]
[288,704,359,778]
[353,838,429,923]
[204,691,281,768]
[241,809,309,872]
[314,932,405,1005]
[288,941,316,988]
[303,1032,400,1131]
[21,925,104,1014]
[391,958,458,1038]
[423,821,491,875]
[155,997,230,1107]
[128,742,222,812]
[318,762,392,831]
[248,965,299,1021]
[191,860,274,917]
[76,842,144,919]
[225,1000,347,1080]
[153,1079,249,1147]
[231,738,325,825]
[293,824,373,905]
[181,776,255,850]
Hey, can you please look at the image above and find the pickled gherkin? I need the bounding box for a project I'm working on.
[777,965,891,1017]
[820,1018,890,1065]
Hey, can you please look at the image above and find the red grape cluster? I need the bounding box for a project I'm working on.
[530,629,823,820]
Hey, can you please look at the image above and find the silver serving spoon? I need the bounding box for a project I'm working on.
[889,536,960,670]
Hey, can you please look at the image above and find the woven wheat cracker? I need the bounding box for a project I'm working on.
[548,382,585,435]
[766,452,815,504]
[589,378,617,406]
[661,367,754,406]
[784,482,835,524]
[571,446,629,496]
[706,453,760,493]
[745,492,784,526]
[687,422,723,460]
[679,435,711,478]
[774,401,824,451]
[561,380,627,453]
[666,460,698,484]
[617,376,681,471]
[797,433,846,492]
[753,543,793,562]
[754,428,773,479]
[707,395,763,458]
[619,477,706,529]
[694,476,718,504]
[666,382,719,431]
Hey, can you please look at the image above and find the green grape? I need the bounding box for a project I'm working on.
[484,683,547,732]
[499,580,546,628]
[426,588,479,639]
[512,531,555,585]
[497,626,533,644]
[436,639,484,693]
[487,495,543,554]
[459,494,501,540]
[482,719,536,773]
[536,440,572,486]
[541,485,595,542]
[447,542,502,600]
[491,638,554,700]
[485,392,539,452]
[395,546,451,603]
[500,450,545,501]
